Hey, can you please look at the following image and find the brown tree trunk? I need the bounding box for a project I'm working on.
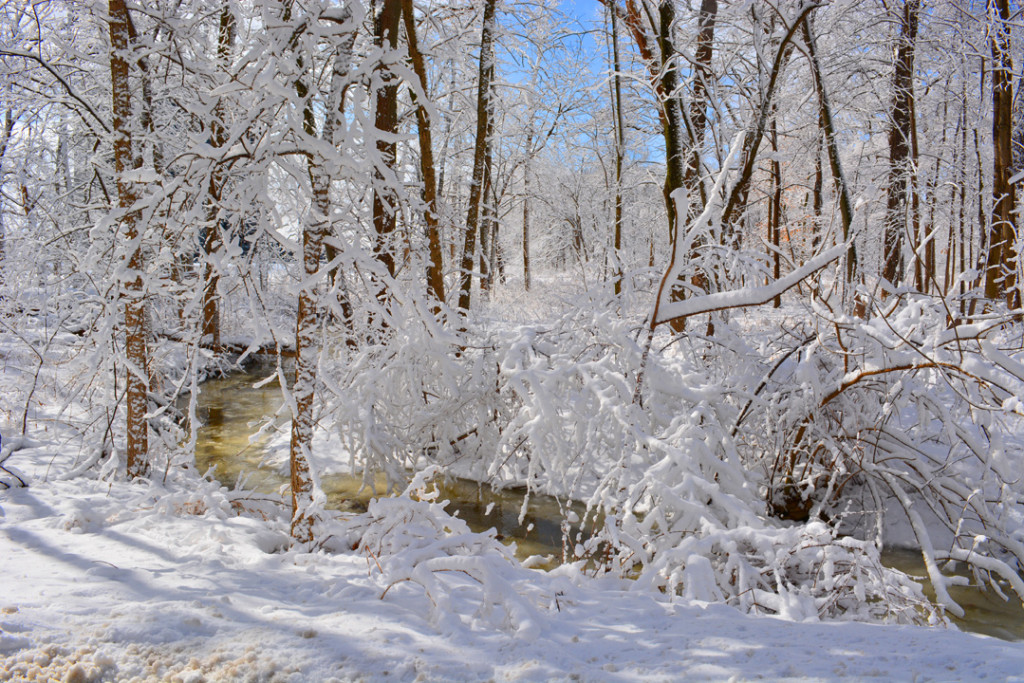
[919,98,942,294]
[289,71,322,543]
[720,7,810,231]
[811,126,824,250]
[883,0,920,293]
[611,1,687,242]
[655,0,686,244]
[402,0,446,313]
[488,183,501,285]
[457,0,497,313]
[109,0,149,479]
[945,107,965,297]
[322,20,357,336]
[373,0,402,283]
[986,0,1019,308]
[201,5,235,350]
[683,0,716,223]
[288,187,324,543]
[286,3,357,540]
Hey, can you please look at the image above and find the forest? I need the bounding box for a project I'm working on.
[2,0,1024,680]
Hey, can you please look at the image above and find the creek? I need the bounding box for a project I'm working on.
[190,365,1024,640]
[188,366,587,567]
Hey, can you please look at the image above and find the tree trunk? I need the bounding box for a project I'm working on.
[402,0,446,313]
[322,18,358,336]
[683,0,716,224]
[610,4,626,295]
[373,0,402,284]
[0,109,14,287]
[801,17,858,297]
[720,8,808,231]
[488,182,501,285]
[811,126,824,250]
[457,0,497,313]
[655,0,686,244]
[286,3,358,540]
[882,0,920,292]
[479,96,496,296]
[986,0,1019,308]
[201,5,235,350]
[108,0,149,479]
[910,95,924,293]
[770,116,782,308]
[288,188,324,543]
[523,131,532,291]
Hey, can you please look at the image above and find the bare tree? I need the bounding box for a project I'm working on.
[609,3,627,295]
[882,0,920,292]
[800,15,858,301]
[985,0,1018,309]
[284,0,358,542]
[684,0,716,224]
[108,0,149,478]
[457,0,498,313]
[201,5,235,350]
[403,0,446,313]
[373,0,403,288]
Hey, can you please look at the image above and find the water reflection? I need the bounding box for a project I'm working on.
[188,365,587,566]
[881,547,1024,640]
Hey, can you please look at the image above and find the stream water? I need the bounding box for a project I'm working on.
[189,366,1024,640]
[188,366,587,566]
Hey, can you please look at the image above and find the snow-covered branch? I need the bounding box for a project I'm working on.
[654,242,846,326]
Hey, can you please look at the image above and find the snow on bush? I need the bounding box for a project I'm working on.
[350,467,544,638]
[740,292,1024,617]
[320,279,1024,624]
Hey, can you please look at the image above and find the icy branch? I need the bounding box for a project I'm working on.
[654,242,847,326]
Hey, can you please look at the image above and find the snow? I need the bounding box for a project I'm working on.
[3,277,1024,681]
[654,243,847,325]
[4,453,1024,682]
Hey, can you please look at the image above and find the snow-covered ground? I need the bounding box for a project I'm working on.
[4,449,1024,682]
[4,286,1024,681]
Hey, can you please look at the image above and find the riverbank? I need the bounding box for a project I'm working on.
[4,446,1024,682]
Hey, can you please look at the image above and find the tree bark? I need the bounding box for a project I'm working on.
[882,0,920,292]
[285,3,359,540]
[322,17,358,336]
[655,0,686,244]
[0,109,14,286]
[770,116,782,308]
[479,87,496,295]
[683,0,716,223]
[811,125,824,250]
[611,0,686,241]
[288,181,324,543]
[201,5,235,350]
[108,0,149,479]
[523,131,532,291]
[402,0,446,313]
[610,5,626,295]
[720,8,808,231]
[801,17,858,294]
[985,0,1019,308]
[457,0,497,313]
[373,0,403,283]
